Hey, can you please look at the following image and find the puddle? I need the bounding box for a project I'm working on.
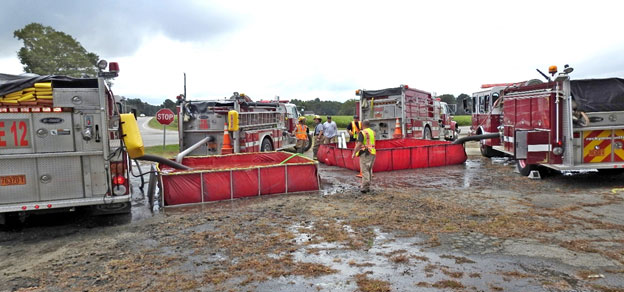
[253,226,558,291]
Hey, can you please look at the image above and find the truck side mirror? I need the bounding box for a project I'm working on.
[492,92,500,105]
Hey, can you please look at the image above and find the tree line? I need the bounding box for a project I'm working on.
[290,98,358,116]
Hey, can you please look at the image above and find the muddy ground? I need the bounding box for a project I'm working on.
[2,148,624,291]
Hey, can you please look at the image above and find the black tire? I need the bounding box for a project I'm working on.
[303,134,313,152]
[423,127,432,140]
[516,159,538,176]
[598,169,624,175]
[261,137,273,151]
[480,139,497,158]
[93,202,131,215]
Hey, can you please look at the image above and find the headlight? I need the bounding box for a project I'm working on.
[553,147,564,156]
[97,59,108,70]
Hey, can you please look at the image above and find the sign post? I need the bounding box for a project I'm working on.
[156,108,175,150]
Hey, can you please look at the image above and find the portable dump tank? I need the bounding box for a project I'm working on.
[158,151,320,206]
[318,138,467,172]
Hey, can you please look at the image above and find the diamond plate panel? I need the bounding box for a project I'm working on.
[53,88,101,109]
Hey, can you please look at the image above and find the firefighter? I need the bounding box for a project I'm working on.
[312,115,324,159]
[352,120,376,193]
[295,116,309,154]
[347,115,362,142]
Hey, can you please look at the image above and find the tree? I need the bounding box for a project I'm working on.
[14,23,99,77]
[338,99,358,116]
[438,94,456,105]
[162,99,176,111]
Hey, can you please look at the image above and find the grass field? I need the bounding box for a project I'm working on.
[144,144,179,158]
[304,115,352,129]
[452,115,472,126]
[148,116,178,131]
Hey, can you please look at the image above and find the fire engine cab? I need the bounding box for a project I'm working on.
[0,61,131,223]
[465,65,624,176]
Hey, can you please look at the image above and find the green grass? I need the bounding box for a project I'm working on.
[144,144,179,158]
[453,115,472,126]
[148,116,178,131]
[304,115,352,129]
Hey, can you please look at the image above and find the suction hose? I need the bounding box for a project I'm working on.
[136,154,191,170]
[452,132,501,145]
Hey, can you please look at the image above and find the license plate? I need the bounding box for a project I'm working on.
[0,175,26,186]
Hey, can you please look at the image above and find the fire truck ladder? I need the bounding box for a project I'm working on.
[238,112,280,129]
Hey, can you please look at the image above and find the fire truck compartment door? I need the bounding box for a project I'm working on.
[33,113,75,153]
[38,156,84,200]
[515,130,550,163]
[0,159,38,204]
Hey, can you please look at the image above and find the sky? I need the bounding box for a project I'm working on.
[1,0,623,105]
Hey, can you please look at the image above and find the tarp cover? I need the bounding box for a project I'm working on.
[362,87,403,98]
[159,151,319,206]
[571,78,624,112]
[318,138,466,172]
[0,73,79,96]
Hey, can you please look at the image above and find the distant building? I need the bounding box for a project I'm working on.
[303,111,315,115]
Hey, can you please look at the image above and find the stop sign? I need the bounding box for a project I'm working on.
[156,108,175,125]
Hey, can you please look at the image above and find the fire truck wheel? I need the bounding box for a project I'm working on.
[516,159,538,176]
[480,140,496,158]
[261,137,274,151]
[423,127,432,140]
[92,202,131,215]
[303,134,313,152]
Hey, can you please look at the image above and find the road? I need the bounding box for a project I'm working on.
[2,141,624,291]
[137,116,179,147]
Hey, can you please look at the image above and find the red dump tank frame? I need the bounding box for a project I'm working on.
[158,152,320,206]
[318,139,467,172]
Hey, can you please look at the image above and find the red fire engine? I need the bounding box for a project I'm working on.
[356,85,458,141]
[175,92,311,159]
[463,65,624,176]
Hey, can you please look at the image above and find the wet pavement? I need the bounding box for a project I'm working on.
[1,148,624,291]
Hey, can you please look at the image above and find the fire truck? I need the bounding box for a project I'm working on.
[176,93,311,157]
[356,85,458,141]
[0,61,131,224]
[463,65,624,176]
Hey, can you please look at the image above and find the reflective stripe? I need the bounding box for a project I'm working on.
[528,144,551,152]
[503,136,514,142]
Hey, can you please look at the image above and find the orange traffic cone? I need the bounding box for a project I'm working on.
[393,118,402,139]
[221,123,233,154]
